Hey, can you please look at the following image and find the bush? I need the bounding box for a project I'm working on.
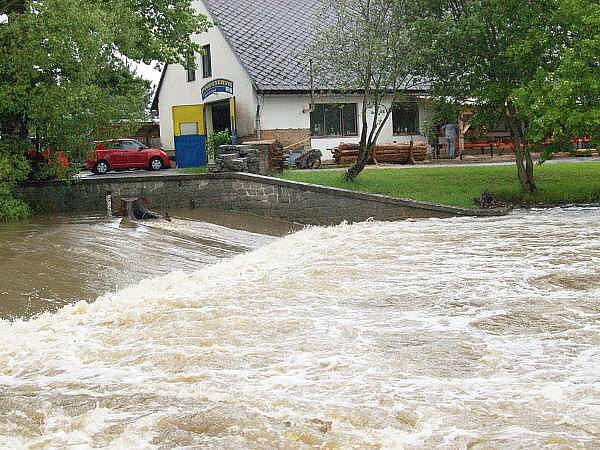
[28,149,75,181]
[0,197,31,222]
[0,143,31,221]
[207,129,231,161]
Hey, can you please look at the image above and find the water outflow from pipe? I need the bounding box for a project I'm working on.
[105,192,112,217]
[0,208,599,448]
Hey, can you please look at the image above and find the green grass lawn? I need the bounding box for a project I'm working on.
[276,162,600,208]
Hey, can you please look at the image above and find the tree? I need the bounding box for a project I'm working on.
[311,0,420,180]
[414,0,599,193]
[513,0,600,149]
[0,0,210,220]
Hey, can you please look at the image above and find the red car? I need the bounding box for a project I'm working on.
[86,139,170,174]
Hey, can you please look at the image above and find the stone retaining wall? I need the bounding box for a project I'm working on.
[17,173,507,225]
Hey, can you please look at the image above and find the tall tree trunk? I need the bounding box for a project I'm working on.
[506,104,536,193]
[346,92,371,181]
[513,134,536,193]
[346,141,374,180]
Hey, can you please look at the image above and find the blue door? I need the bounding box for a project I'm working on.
[174,135,207,168]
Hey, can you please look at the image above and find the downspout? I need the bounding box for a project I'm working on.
[255,92,263,140]
[308,59,315,151]
[310,59,316,112]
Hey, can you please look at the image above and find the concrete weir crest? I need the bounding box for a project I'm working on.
[17,172,508,225]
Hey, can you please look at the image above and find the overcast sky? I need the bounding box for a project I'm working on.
[132,62,162,89]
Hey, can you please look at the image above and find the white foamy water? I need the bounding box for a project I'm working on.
[0,213,281,318]
[1,208,599,448]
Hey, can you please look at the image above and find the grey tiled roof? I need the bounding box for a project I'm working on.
[204,0,321,91]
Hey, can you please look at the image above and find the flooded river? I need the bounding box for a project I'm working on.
[0,209,292,319]
[0,207,599,448]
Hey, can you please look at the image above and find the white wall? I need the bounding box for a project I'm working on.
[260,94,430,160]
[259,95,310,129]
[157,0,258,150]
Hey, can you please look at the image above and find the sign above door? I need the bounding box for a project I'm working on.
[201,79,234,100]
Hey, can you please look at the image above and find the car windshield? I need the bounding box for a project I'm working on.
[97,140,148,150]
[132,140,148,149]
[118,140,145,150]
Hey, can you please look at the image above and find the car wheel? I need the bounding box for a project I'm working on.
[95,160,110,174]
[309,156,322,169]
[149,157,163,171]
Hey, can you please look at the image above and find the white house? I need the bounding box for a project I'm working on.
[151,0,431,165]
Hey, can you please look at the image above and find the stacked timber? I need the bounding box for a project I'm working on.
[269,142,286,172]
[333,142,427,165]
[241,139,286,172]
[375,143,427,163]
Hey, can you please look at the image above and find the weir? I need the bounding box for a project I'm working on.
[1,207,598,447]
[16,172,508,225]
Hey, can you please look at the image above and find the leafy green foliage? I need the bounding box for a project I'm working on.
[207,129,231,161]
[0,0,210,220]
[0,197,31,222]
[0,139,30,221]
[413,0,599,192]
[513,0,600,148]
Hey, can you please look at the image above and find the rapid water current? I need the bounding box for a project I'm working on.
[0,208,599,448]
[0,209,287,319]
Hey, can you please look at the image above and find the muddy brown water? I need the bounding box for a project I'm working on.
[0,208,296,319]
[0,207,599,448]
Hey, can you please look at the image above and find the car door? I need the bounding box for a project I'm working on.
[121,140,147,167]
[104,140,126,167]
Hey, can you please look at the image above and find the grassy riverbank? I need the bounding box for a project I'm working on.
[277,162,600,208]
[178,167,208,174]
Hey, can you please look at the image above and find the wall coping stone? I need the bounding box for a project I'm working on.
[230,173,510,217]
[21,171,509,217]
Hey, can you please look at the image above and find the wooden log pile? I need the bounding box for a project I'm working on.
[269,142,286,172]
[332,142,428,165]
[241,139,286,172]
